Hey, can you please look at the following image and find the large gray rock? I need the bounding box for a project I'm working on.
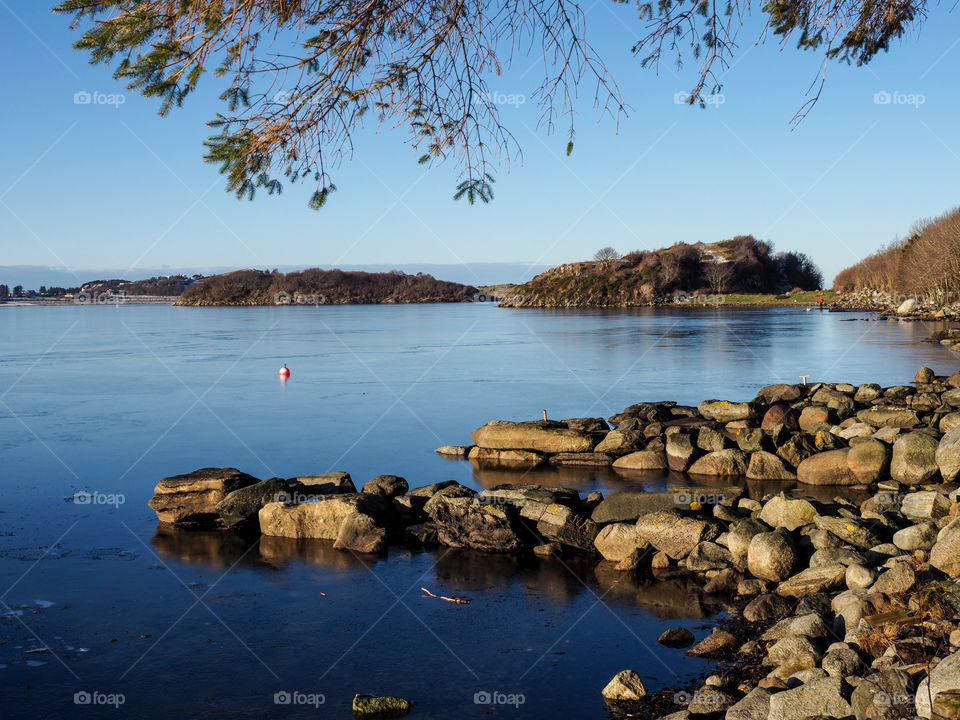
[430,496,525,552]
[901,491,951,521]
[931,521,960,578]
[591,490,681,523]
[746,451,796,480]
[758,494,818,531]
[149,467,260,525]
[937,426,960,482]
[893,522,939,551]
[891,432,940,485]
[468,446,546,467]
[850,669,912,720]
[821,646,864,677]
[917,649,960,718]
[857,406,921,429]
[258,493,390,540]
[688,449,748,476]
[797,449,858,485]
[725,687,770,720]
[747,531,796,581]
[361,474,408,498]
[635,512,719,560]
[776,564,847,597]
[472,420,597,453]
[726,517,770,559]
[767,634,821,667]
[768,677,852,720]
[873,560,915,595]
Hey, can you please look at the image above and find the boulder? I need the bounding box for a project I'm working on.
[872,560,916,595]
[361,475,408,498]
[684,541,732,571]
[149,467,260,525]
[258,493,391,540]
[915,366,936,383]
[776,564,847,597]
[937,426,960,482]
[847,439,890,484]
[757,384,804,403]
[688,449,748,477]
[777,433,818,468]
[563,417,609,433]
[901,491,950,521]
[697,426,729,452]
[333,512,387,553]
[467,446,546,467]
[601,670,647,703]
[636,512,719,560]
[686,628,736,657]
[767,635,821,667]
[295,472,357,494]
[940,413,960,433]
[897,297,917,314]
[594,523,645,562]
[216,477,293,528]
[737,428,766,453]
[471,420,597,453]
[758,494,818,531]
[746,451,796,480]
[422,483,476,516]
[666,433,698,472]
[797,449,858,486]
[845,564,876,590]
[612,450,668,472]
[430,496,524,552]
[857,406,921,429]
[814,516,882,549]
[743,593,792,622]
[747,531,796,581]
[767,677,852,720]
[892,522,939,551]
[800,405,832,432]
[536,504,600,551]
[891,432,940,485]
[657,627,695,648]
[762,404,798,432]
[725,688,771,720]
[726,517,770,559]
[434,445,472,458]
[595,429,643,454]
[821,646,864,678]
[478,485,580,508]
[850,669,912,720]
[591,491,681,523]
[698,400,755,423]
[917,648,960,718]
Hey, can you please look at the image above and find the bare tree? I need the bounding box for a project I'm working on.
[703,261,733,295]
[659,252,682,287]
[593,247,621,263]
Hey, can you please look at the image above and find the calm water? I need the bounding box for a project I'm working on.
[0,304,956,718]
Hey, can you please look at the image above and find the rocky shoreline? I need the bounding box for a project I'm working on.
[148,368,960,719]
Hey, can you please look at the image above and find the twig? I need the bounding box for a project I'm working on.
[421,587,471,605]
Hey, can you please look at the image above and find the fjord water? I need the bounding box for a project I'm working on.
[0,304,955,718]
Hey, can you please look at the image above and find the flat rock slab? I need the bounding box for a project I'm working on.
[149,467,260,524]
[776,564,847,597]
[472,420,598,453]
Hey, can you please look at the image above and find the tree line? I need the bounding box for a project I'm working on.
[833,206,960,302]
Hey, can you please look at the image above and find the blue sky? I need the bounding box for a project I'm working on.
[1,2,959,287]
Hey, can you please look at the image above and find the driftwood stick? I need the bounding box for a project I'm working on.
[421,587,471,605]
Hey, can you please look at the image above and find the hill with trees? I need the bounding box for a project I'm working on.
[499,236,822,308]
[175,269,479,306]
[81,275,200,296]
[833,206,960,305]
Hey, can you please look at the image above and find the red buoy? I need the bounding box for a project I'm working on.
[279,364,290,378]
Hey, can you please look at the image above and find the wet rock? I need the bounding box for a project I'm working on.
[746,451,796,480]
[149,467,260,525]
[759,494,818,531]
[747,531,796,582]
[216,477,293,528]
[472,420,597,453]
[479,485,580,508]
[767,677,852,720]
[533,541,561,557]
[657,627,695,648]
[686,628,737,657]
[428,496,525,552]
[777,564,847,597]
[362,475,409,498]
[797,449,858,486]
[612,450,669,471]
[916,366,936,383]
[688,449,748,477]
[601,669,647,702]
[636,512,720,560]
[891,432,940,485]
[591,490,690,523]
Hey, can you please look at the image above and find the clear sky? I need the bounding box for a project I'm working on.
[2,2,959,287]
